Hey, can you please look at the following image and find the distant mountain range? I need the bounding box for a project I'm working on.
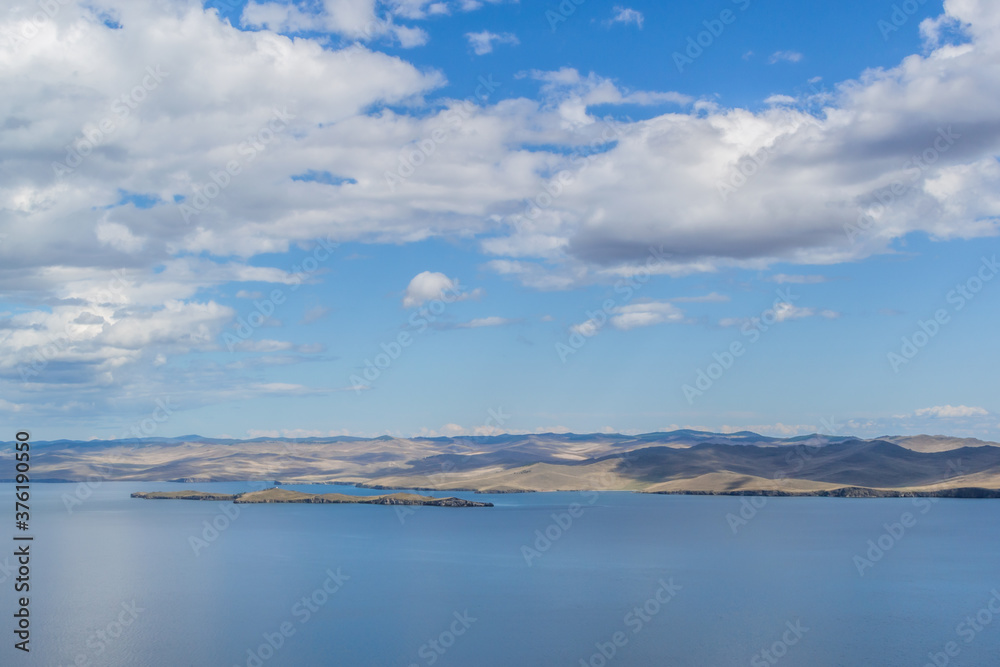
[3,430,1000,495]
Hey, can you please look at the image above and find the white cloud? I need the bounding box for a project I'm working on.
[402,271,481,308]
[764,94,797,106]
[73,312,106,325]
[0,398,27,413]
[96,220,144,253]
[610,301,685,330]
[570,300,685,334]
[2,0,1000,421]
[718,303,838,327]
[3,0,997,302]
[768,50,803,64]
[773,303,817,322]
[570,320,600,337]
[457,316,514,328]
[529,68,692,119]
[465,30,518,55]
[608,6,644,28]
[915,405,989,418]
[99,300,233,350]
[246,427,354,438]
[241,0,429,47]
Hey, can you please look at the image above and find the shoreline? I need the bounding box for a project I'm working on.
[131,487,494,507]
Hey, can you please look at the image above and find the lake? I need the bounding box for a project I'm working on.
[1,482,998,666]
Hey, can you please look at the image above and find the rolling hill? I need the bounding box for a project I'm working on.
[3,430,999,495]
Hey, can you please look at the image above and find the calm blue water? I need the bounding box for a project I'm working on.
[1,482,998,666]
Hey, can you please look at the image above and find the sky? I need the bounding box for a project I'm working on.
[1,0,999,441]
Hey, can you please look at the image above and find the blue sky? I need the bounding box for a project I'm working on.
[1,0,998,440]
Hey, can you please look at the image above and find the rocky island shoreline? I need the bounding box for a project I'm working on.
[131,487,494,507]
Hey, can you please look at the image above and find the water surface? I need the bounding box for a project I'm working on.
[1,482,998,666]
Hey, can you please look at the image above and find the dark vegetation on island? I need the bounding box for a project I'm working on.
[130,487,494,507]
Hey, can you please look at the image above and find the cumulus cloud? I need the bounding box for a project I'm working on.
[402,271,481,308]
[4,0,1000,301]
[610,301,685,330]
[915,405,989,418]
[3,0,1000,421]
[465,30,518,55]
[241,0,430,46]
[95,220,144,253]
[73,312,106,325]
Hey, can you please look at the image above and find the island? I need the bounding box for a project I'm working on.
[130,487,494,507]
